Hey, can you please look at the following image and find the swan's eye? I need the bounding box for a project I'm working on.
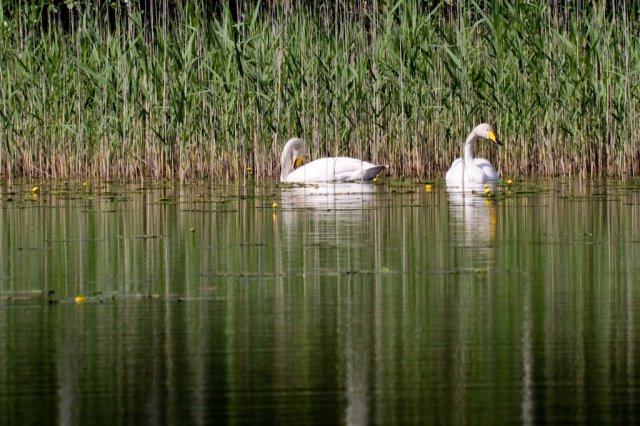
[293,157,304,169]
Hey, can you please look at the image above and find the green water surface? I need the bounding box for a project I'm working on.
[0,180,639,425]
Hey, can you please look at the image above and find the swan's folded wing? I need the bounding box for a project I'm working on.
[333,158,385,182]
[474,158,500,181]
[285,161,331,182]
[285,157,386,183]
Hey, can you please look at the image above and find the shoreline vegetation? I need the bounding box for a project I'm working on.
[0,0,638,180]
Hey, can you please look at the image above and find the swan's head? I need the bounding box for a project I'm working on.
[280,137,306,180]
[473,123,502,146]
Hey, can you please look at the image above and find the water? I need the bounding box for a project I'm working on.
[1,180,639,425]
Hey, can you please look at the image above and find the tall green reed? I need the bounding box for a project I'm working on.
[0,0,638,180]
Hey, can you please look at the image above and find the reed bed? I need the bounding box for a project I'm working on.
[0,0,638,180]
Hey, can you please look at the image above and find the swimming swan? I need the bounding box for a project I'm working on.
[445,123,502,186]
[280,138,387,183]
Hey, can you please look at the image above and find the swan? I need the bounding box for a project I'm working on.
[445,123,502,186]
[280,138,387,183]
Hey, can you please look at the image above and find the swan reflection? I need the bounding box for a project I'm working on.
[280,182,377,211]
[276,183,379,269]
[279,183,377,241]
[447,188,498,265]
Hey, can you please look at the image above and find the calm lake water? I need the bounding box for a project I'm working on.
[1,179,639,425]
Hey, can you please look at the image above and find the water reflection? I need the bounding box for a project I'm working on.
[278,183,380,425]
[447,188,498,269]
[280,183,376,210]
[1,180,640,425]
[276,183,379,275]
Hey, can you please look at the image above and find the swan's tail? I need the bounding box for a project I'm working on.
[362,165,387,181]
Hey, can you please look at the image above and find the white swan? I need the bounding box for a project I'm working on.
[445,123,502,186]
[280,138,387,183]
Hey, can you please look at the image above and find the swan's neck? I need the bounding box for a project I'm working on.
[280,149,293,180]
[281,139,303,180]
[461,131,484,183]
[463,132,479,165]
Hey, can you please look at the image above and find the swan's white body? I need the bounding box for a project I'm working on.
[280,138,386,183]
[446,123,501,186]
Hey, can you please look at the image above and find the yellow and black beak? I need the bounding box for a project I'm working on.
[293,157,304,169]
[488,130,502,146]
